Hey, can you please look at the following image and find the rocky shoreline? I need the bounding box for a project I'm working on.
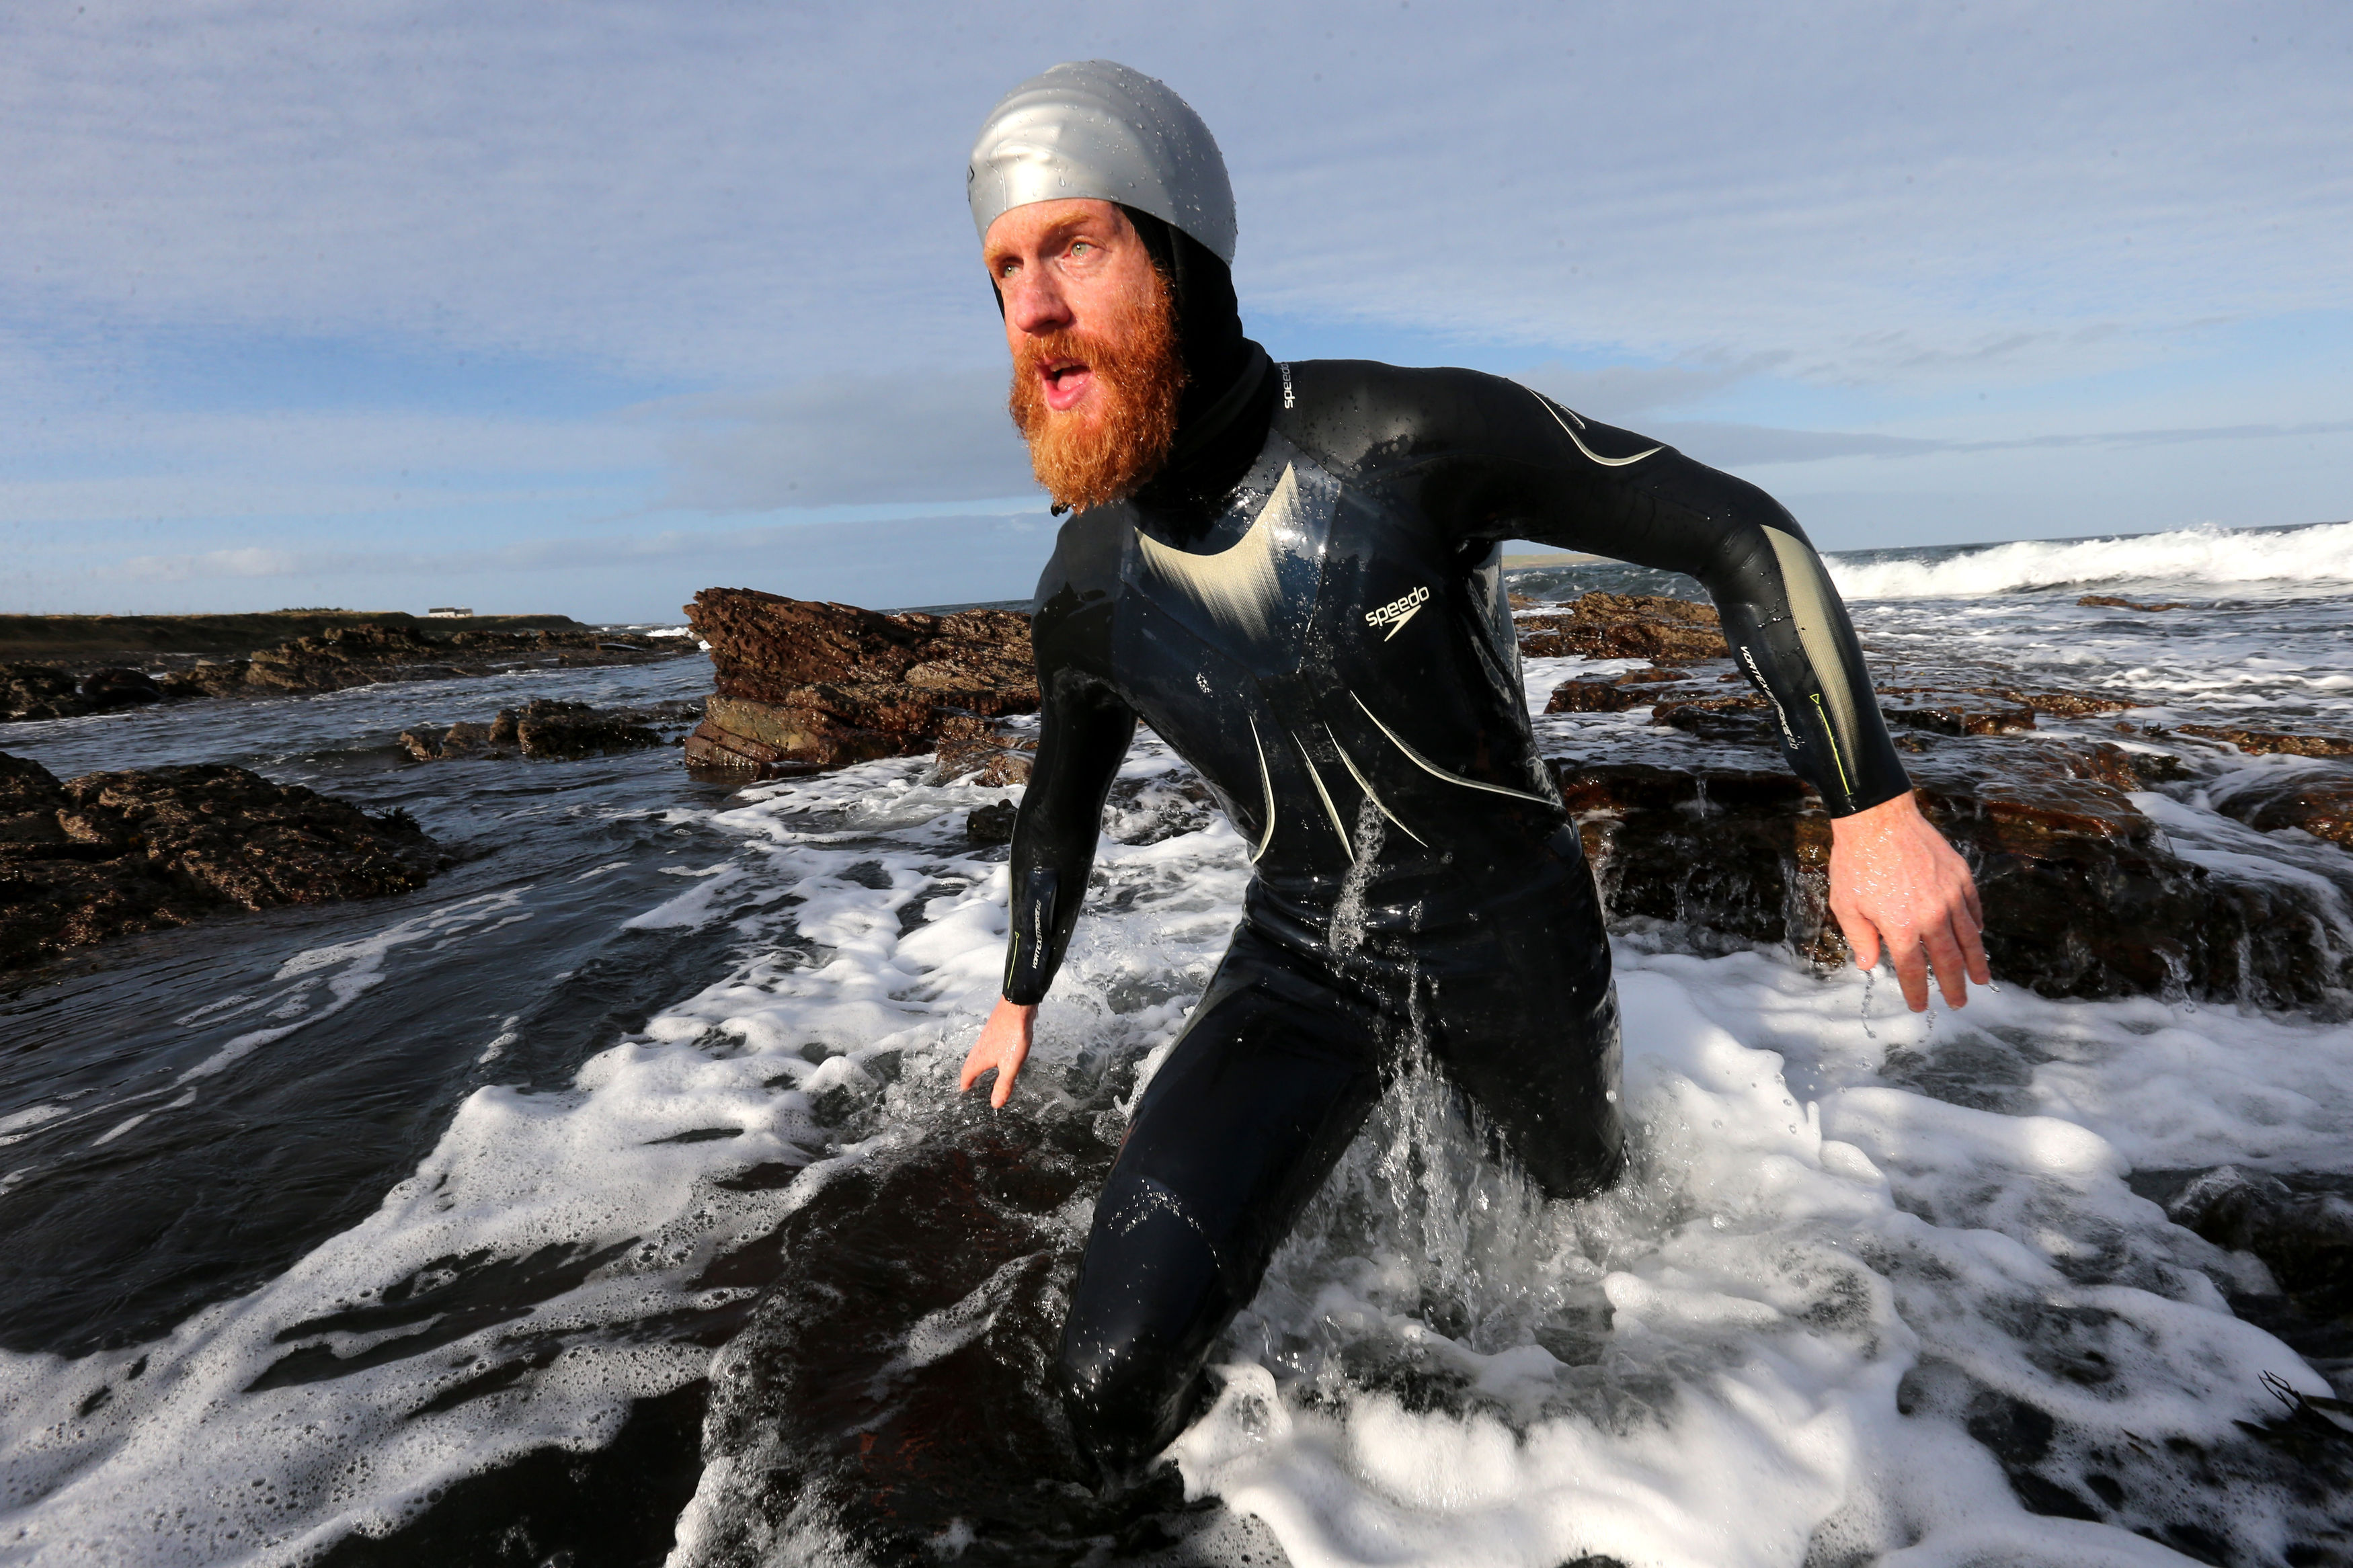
[684,585,2353,1016]
[3,618,694,725]
[13,583,2348,1009]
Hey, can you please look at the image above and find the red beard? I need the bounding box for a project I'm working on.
[1006,269,1185,512]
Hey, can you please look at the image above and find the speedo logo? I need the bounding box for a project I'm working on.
[1365,584,1431,641]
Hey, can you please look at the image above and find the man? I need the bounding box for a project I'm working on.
[955,60,1988,1479]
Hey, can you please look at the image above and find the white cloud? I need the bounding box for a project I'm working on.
[1,0,2348,610]
[651,368,1037,510]
[3,3,2348,385]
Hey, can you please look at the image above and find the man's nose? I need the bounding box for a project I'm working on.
[1004,273,1074,337]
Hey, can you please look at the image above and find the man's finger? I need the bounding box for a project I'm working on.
[1957,904,1992,985]
[989,1043,1027,1108]
[1891,929,1931,1012]
[1960,873,1984,930]
[958,1037,996,1094]
[1923,919,1969,1009]
[1837,899,1883,973]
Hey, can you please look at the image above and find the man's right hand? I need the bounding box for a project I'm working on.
[959,997,1038,1108]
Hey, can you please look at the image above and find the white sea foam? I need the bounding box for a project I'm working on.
[1,725,2346,1563]
[1826,519,2353,600]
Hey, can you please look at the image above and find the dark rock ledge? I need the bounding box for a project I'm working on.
[0,753,447,974]
[400,698,701,762]
[681,590,1037,780]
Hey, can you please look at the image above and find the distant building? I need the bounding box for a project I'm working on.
[426,607,474,618]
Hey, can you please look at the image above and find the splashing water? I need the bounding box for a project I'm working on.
[3,573,2352,1565]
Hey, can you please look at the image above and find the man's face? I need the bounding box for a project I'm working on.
[984,198,1184,511]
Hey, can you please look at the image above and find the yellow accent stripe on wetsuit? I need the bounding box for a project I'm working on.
[1246,715,1277,862]
[1295,739,1356,862]
[1349,692,1555,807]
[1761,525,1867,804]
[1531,391,1664,467]
[1325,725,1427,847]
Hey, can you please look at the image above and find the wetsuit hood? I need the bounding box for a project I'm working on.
[972,62,1268,509]
[1117,206,1271,507]
[968,60,1237,264]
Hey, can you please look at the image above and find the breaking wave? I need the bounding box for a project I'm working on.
[1826,520,2353,601]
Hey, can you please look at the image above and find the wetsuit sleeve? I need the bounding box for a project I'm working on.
[1003,643,1136,1007]
[1434,377,1909,817]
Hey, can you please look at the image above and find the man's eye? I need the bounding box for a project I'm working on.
[1069,242,1092,257]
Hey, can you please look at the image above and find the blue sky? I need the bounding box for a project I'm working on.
[3,1,2348,621]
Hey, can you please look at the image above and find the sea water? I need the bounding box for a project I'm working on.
[0,523,2349,1566]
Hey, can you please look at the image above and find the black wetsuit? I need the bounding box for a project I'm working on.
[996,223,1910,1475]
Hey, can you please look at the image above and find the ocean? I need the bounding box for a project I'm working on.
[1,520,2350,1566]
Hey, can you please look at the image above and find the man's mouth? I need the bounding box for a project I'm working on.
[1041,358,1094,413]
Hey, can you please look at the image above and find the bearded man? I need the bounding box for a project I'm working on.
[955,60,1989,1480]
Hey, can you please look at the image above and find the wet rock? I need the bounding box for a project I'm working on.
[966,800,1019,846]
[2079,594,2187,612]
[1541,643,2122,741]
[1646,690,1779,748]
[156,660,254,700]
[1562,674,2122,737]
[1909,745,2351,1007]
[688,589,1033,699]
[2050,740,2191,792]
[1875,686,2039,737]
[2172,724,2353,759]
[1516,593,1730,664]
[682,589,1037,778]
[2208,768,2353,850]
[440,720,506,758]
[1548,679,1656,714]
[243,622,467,692]
[2011,688,2139,719]
[1,664,89,722]
[680,1107,1223,1566]
[446,626,662,656]
[75,667,167,711]
[2163,1167,2353,1311]
[0,751,447,972]
[0,753,73,847]
[401,719,512,762]
[683,692,900,775]
[1544,664,1696,714]
[1550,739,2353,1009]
[501,698,662,759]
[1553,761,1836,962]
[931,715,1038,787]
[403,699,690,762]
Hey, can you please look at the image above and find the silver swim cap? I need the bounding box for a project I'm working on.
[967,60,1237,265]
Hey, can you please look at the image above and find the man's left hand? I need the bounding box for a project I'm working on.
[1828,791,1991,1011]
